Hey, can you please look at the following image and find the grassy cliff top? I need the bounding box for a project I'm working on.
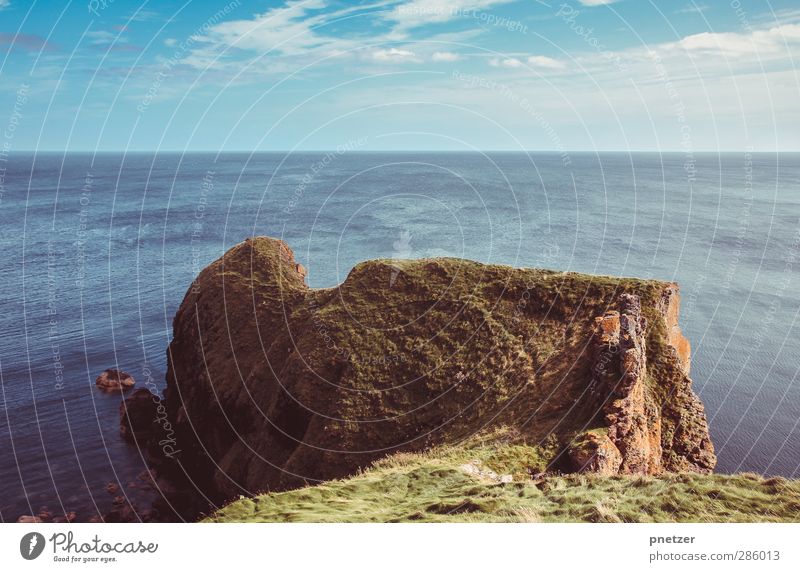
[162,237,715,513]
[203,438,798,523]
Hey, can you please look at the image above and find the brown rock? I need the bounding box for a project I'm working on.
[152,236,716,512]
[594,311,620,345]
[51,511,77,524]
[590,291,715,475]
[568,431,623,475]
[95,369,135,391]
[16,515,43,523]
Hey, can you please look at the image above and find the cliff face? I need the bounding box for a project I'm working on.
[139,237,715,510]
[578,291,714,475]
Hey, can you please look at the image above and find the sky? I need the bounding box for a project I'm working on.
[0,0,798,151]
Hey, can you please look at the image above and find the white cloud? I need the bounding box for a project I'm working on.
[676,4,709,14]
[489,57,523,68]
[371,47,419,63]
[129,9,160,22]
[758,9,800,25]
[486,56,564,70]
[578,0,619,6]
[0,0,10,9]
[86,30,117,44]
[388,0,515,29]
[194,0,348,57]
[527,55,565,69]
[180,0,519,75]
[164,38,177,47]
[432,51,460,62]
[662,23,800,57]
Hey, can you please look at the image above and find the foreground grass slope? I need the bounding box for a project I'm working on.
[204,441,800,523]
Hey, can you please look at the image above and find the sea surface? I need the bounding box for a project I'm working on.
[1,151,799,521]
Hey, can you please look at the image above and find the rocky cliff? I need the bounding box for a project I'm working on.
[126,237,715,516]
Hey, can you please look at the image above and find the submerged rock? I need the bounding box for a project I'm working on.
[96,369,135,391]
[125,236,716,514]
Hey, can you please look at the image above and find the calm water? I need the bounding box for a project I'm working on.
[1,152,799,521]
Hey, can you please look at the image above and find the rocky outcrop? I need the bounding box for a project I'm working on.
[120,389,159,444]
[127,237,715,516]
[570,290,715,475]
[584,294,659,474]
[96,369,135,391]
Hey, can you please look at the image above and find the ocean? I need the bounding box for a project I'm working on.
[1,151,798,522]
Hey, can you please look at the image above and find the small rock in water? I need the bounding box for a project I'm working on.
[95,369,136,391]
[17,515,43,523]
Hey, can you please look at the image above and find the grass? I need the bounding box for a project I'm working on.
[277,254,686,457]
[202,442,800,523]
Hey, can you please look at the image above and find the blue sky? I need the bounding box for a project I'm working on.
[0,0,798,151]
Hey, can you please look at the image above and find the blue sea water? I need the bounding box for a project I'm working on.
[0,151,798,521]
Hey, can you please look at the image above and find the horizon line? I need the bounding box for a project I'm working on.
[10,149,800,154]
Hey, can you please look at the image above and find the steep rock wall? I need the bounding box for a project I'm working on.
[130,237,716,512]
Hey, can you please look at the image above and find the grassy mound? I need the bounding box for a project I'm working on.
[203,439,799,523]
